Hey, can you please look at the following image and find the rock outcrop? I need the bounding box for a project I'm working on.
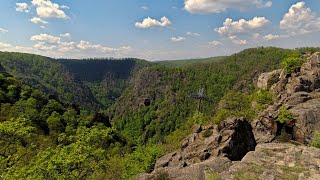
[153,117,255,171]
[137,143,320,180]
[254,53,320,144]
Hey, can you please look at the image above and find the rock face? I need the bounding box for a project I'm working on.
[219,143,320,180]
[137,143,320,180]
[253,53,320,144]
[153,117,256,171]
[257,69,282,90]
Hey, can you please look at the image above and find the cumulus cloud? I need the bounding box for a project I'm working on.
[16,2,30,13]
[29,33,132,57]
[0,28,8,34]
[184,0,272,14]
[135,16,172,29]
[186,32,200,36]
[263,34,280,41]
[229,36,247,45]
[31,0,68,19]
[60,33,71,38]
[209,40,222,46]
[30,33,61,43]
[215,17,270,45]
[171,36,186,42]
[280,1,320,35]
[30,17,48,24]
[215,17,270,36]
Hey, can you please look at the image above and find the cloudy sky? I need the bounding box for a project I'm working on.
[0,0,320,61]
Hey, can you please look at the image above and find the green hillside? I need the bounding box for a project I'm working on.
[156,56,226,67]
[109,47,291,144]
[0,52,150,111]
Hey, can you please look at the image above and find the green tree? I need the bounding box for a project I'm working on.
[47,111,64,133]
[0,118,36,174]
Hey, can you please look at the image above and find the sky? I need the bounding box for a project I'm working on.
[0,0,320,61]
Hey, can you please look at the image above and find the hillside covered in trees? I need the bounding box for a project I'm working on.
[0,52,150,111]
[1,47,320,179]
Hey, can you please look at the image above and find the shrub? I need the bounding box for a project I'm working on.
[311,131,320,148]
[155,171,170,180]
[202,129,213,138]
[281,57,304,74]
[277,106,294,123]
[254,90,273,111]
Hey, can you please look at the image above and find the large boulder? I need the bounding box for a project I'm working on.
[257,69,282,90]
[153,118,256,171]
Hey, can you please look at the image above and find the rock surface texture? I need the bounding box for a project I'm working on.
[253,53,320,144]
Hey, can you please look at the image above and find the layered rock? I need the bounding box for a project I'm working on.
[137,143,320,180]
[154,118,255,171]
[253,53,320,144]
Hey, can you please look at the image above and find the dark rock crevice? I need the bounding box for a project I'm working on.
[221,119,256,161]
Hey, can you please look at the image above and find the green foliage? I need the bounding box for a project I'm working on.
[281,55,303,74]
[202,129,213,138]
[47,111,64,133]
[112,47,291,143]
[253,90,274,111]
[311,131,320,148]
[213,91,255,124]
[277,106,294,123]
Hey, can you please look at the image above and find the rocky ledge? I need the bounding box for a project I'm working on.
[137,143,320,180]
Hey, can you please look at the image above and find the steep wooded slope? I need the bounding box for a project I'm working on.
[109,47,292,144]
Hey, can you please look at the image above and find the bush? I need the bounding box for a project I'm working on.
[202,129,213,138]
[155,171,170,180]
[311,131,320,148]
[281,57,304,74]
[254,90,273,111]
[277,106,294,123]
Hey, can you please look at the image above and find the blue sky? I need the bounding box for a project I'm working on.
[0,0,320,61]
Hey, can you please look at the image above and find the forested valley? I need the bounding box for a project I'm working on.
[1,47,319,179]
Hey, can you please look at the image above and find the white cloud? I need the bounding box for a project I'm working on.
[29,33,133,57]
[263,34,280,41]
[215,17,270,36]
[60,33,71,38]
[280,1,320,35]
[60,5,70,9]
[0,42,12,48]
[40,26,46,29]
[0,28,8,34]
[186,32,200,36]
[30,33,61,43]
[209,40,222,46]
[141,6,149,10]
[31,0,68,19]
[184,0,272,14]
[16,2,30,13]
[171,36,186,42]
[229,36,247,45]
[135,16,172,29]
[30,17,48,24]
[215,17,270,45]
